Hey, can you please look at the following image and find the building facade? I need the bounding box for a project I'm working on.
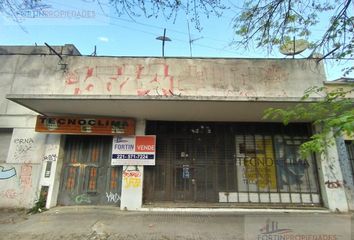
[0,45,352,212]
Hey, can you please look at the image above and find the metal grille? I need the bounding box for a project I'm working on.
[144,121,321,206]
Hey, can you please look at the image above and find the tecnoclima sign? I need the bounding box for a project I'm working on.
[35,116,135,135]
[111,136,156,166]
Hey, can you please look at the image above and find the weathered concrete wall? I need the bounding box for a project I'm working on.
[0,44,81,56]
[324,82,354,98]
[38,134,63,209]
[0,128,45,208]
[0,50,335,211]
[0,55,326,114]
[316,129,349,212]
[59,57,325,97]
[120,119,145,211]
[336,137,354,210]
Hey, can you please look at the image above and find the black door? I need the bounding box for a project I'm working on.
[173,136,217,202]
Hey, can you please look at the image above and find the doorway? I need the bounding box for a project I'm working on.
[144,121,322,206]
[58,135,122,206]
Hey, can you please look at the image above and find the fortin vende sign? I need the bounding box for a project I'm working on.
[111,135,156,165]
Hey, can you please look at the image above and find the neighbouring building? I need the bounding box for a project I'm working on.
[0,44,353,212]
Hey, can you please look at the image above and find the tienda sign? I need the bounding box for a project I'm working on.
[111,136,156,166]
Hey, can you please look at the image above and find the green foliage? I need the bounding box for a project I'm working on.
[233,0,353,72]
[263,85,354,157]
[109,0,227,31]
[27,195,47,214]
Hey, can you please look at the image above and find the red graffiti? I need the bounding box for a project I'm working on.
[162,89,170,96]
[136,65,144,79]
[137,89,150,96]
[20,164,32,189]
[2,189,17,199]
[74,88,81,95]
[164,65,169,77]
[110,65,125,81]
[65,72,79,85]
[107,82,112,92]
[117,66,124,76]
[123,170,141,178]
[64,63,177,96]
[85,67,94,81]
[119,78,130,92]
[85,84,94,91]
[150,74,159,83]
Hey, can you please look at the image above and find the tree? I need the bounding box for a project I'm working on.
[108,0,226,30]
[233,0,354,157]
[263,85,354,157]
[233,0,353,75]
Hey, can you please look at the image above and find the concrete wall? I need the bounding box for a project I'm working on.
[0,44,81,56]
[120,119,145,210]
[0,55,326,115]
[336,137,354,210]
[324,82,354,98]
[38,134,63,209]
[0,128,45,208]
[3,49,348,211]
[316,129,350,212]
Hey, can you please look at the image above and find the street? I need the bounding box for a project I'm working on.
[0,207,352,240]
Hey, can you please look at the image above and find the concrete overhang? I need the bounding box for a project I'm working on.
[6,94,318,122]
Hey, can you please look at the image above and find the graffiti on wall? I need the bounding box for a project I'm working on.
[43,153,57,162]
[1,189,18,199]
[0,166,16,180]
[325,180,343,189]
[65,63,175,96]
[74,194,91,204]
[13,138,34,161]
[106,192,120,203]
[64,63,292,97]
[20,163,32,190]
[123,169,142,189]
[7,129,47,164]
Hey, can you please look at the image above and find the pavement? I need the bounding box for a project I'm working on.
[0,206,353,240]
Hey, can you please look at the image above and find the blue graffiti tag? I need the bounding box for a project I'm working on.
[0,166,17,180]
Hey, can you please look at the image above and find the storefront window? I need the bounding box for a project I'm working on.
[145,121,321,205]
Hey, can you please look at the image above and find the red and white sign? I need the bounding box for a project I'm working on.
[111,135,156,166]
[135,136,155,152]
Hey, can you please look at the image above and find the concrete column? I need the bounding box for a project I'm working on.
[316,132,349,212]
[39,134,63,209]
[120,119,145,210]
[335,137,354,210]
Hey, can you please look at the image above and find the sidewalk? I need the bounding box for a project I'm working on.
[0,206,352,240]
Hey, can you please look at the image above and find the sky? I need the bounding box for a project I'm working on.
[0,0,352,81]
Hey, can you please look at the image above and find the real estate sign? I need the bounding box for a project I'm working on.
[111,135,156,166]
